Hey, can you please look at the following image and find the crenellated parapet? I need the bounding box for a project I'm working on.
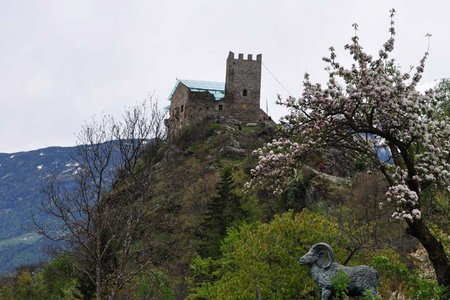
[228,51,262,61]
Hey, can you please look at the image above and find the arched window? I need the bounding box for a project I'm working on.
[243,89,248,97]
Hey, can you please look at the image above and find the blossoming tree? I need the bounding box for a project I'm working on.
[249,10,450,291]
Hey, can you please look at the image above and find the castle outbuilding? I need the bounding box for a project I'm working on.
[164,52,271,135]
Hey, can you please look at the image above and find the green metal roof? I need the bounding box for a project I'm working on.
[168,79,225,101]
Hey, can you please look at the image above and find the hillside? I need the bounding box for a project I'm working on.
[147,122,276,295]
[0,121,275,285]
[137,122,444,299]
[0,120,447,299]
[0,145,118,274]
[0,146,77,273]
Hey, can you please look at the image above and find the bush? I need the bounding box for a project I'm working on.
[372,256,447,300]
[132,271,175,300]
[332,271,350,300]
[187,209,347,299]
[174,121,220,150]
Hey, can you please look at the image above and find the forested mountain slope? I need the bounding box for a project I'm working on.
[0,145,119,274]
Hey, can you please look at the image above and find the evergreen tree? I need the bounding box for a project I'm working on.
[198,165,243,258]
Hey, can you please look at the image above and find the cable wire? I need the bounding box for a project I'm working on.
[262,62,292,96]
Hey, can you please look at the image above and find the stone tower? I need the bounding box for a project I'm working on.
[225,51,262,112]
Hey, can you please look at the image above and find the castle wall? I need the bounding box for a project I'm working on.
[165,84,190,134]
[165,84,225,134]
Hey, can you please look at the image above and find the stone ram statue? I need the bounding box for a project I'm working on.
[299,243,379,299]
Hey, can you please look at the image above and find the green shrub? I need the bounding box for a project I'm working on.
[372,256,447,300]
[187,209,347,299]
[332,271,350,299]
[133,271,175,300]
[174,121,220,149]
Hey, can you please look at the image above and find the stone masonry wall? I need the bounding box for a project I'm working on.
[225,52,262,114]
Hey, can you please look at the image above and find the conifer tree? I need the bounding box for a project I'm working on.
[198,165,242,258]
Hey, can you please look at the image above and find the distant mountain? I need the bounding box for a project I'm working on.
[0,146,78,273]
[0,144,120,274]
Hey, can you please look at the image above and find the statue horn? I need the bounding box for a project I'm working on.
[312,243,335,269]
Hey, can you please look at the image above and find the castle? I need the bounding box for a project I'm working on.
[164,51,271,135]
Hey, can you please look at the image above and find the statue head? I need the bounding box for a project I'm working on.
[299,243,335,269]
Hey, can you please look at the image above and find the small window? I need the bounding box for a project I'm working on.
[181,105,184,112]
[243,89,248,97]
[219,104,223,111]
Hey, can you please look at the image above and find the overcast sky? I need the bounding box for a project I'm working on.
[1,0,449,153]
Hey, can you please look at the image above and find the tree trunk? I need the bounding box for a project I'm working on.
[96,263,102,300]
[256,286,261,300]
[406,218,450,295]
[96,224,102,300]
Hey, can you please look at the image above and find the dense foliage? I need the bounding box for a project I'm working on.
[188,210,347,299]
